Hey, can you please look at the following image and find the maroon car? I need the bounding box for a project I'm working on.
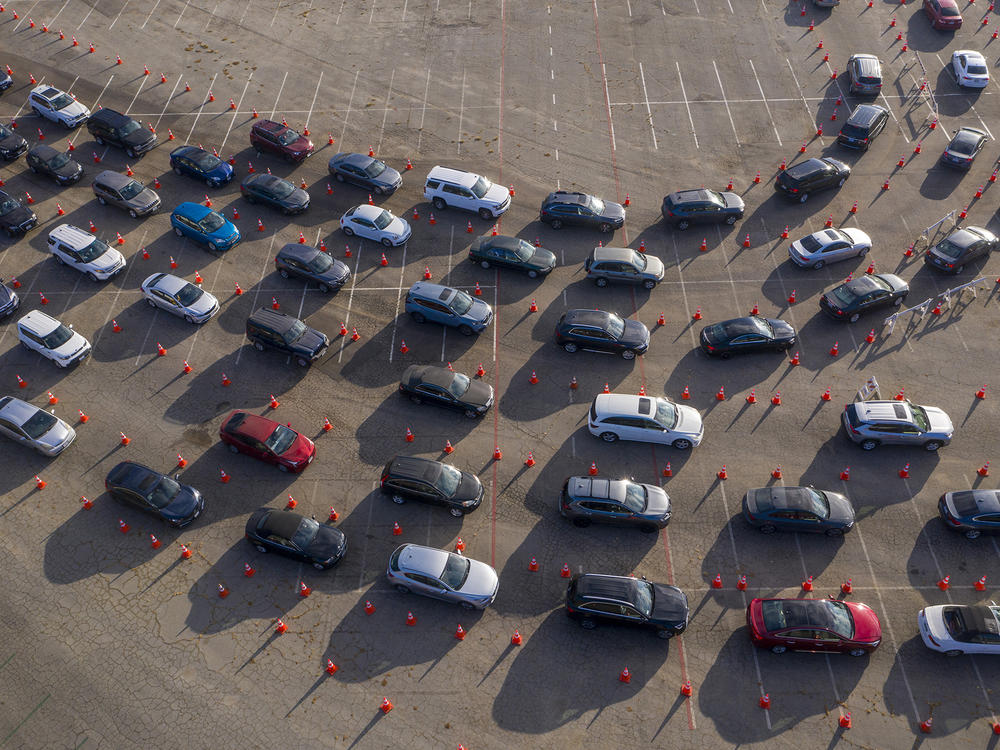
[924,0,962,30]
[249,119,314,163]
[746,598,882,656]
[219,410,315,472]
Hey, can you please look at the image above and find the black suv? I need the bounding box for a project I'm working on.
[540,190,625,232]
[661,189,744,230]
[0,122,27,160]
[566,573,689,638]
[274,243,350,292]
[774,157,850,203]
[380,455,484,517]
[555,309,649,359]
[245,308,329,367]
[837,104,889,151]
[87,108,157,158]
[0,189,38,237]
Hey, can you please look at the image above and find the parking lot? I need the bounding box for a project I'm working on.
[1,0,1000,747]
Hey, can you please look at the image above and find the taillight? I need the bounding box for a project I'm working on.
[947,516,962,526]
[789,188,799,193]
[704,344,714,352]
[380,474,388,486]
[746,512,756,521]
[835,309,844,316]
[665,210,674,217]
[566,606,575,614]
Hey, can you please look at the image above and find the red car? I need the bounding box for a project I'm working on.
[924,0,962,30]
[219,410,315,472]
[249,119,314,163]
[746,597,882,656]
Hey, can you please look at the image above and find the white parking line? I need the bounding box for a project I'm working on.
[304,71,324,135]
[456,68,467,155]
[141,0,163,29]
[218,71,254,155]
[784,59,814,124]
[337,244,364,364]
[153,76,183,130]
[270,71,288,121]
[124,74,148,116]
[185,74,217,144]
[173,0,191,29]
[416,68,431,151]
[713,60,740,147]
[387,243,409,364]
[637,62,657,150]
[236,235,279,366]
[338,70,360,146]
[48,0,72,26]
[133,308,160,366]
[675,62,698,150]
[600,62,616,152]
[668,234,699,349]
[108,0,132,30]
[202,2,219,31]
[76,2,97,29]
[376,69,394,155]
[748,59,781,146]
[13,0,43,31]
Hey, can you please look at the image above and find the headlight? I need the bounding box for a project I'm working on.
[460,499,476,507]
[476,405,488,413]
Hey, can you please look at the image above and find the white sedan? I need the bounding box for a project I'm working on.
[952,50,989,89]
[788,227,871,270]
[140,272,219,324]
[339,204,411,247]
[918,604,1000,655]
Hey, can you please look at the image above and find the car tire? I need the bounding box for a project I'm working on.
[598,223,612,233]
[759,524,777,534]
[374,186,384,196]
[676,219,690,231]
[381,238,392,247]
[460,601,475,611]
[657,629,674,640]
[207,178,218,188]
[944,649,964,657]
[88,272,101,283]
[798,192,810,204]
[837,177,846,187]
[549,219,563,230]
[643,279,656,290]
[480,260,490,269]
[318,282,331,293]
[478,208,493,220]
[128,209,138,218]
[954,264,964,274]
[184,315,195,324]
[29,165,38,174]
[860,439,879,451]
[228,443,240,454]
[464,409,478,419]
[409,395,422,405]
[858,246,869,258]
[965,529,981,539]
[594,277,609,288]
[126,148,138,159]
[457,324,474,336]
[32,106,43,117]
[600,432,619,443]
[433,197,447,211]
[173,226,183,237]
[825,528,844,537]
[893,296,905,306]
[410,311,426,324]
[622,349,636,360]
[390,494,407,506]
[255,544,267,553]
[146,297,156,307]
[563,342,578,353]
[725,215,738,225]
[5,227,16,238]
[527,269,538,279]
[719,351,732,360]
[295,356,308,367]
[923,440,943,452]
[639,523,658,534]
[580,619,597,630]
[395,584,411,594]
[848,312,861,323]
[278,463,290,472]
[771,645,787,654]
[173,166,184,176]
[812,260,825,270]
[243,192,256,204]
[335,172,345,182]
[279,269,290,279]
[672,439,692,450]
[96,196,108,206]
[449,507,464,518]
[94,135,105,146]
[848,648,868,657]
[572,517,590,528]
[54,254,66,265]
[253,341,265,352]
[207,242,217,251]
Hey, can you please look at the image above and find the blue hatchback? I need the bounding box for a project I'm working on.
[169,145,234,187]
[170,202,241,251]
[404,281,493,336]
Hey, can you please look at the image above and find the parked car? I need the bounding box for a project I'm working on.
[952,50,989,88]
[169,145,234,187]
[742,486,855,536]
[380,455,484,517]
[170,202,241,251]
[788,227,871,269]
[0,67,11,94]
[140,272,219,324]
[819,273,909,322]
[555,309,649,359]
[399,364,494,418]
[387,543,499,610]
[940,127,988,169]
[0,189,38,237]
[16,310,90,367]
[423,165,511,219]
[47,223,125,281]
[405,281,493,335]
[249,119,313,162]
[26,145,83,184]
[29,84,90,128]
[774,157,850,202]
[339,204,411,246]
[327,152,402,195]
[566,573,688,638]
[105,461,204,527]
[938,489,1000,539]
[919,604,1000,655]
[584,246,664,289]
[846,54,882,95]
[219,410,316,472]
[747,598,882,656]
[245,308,329,367]
[842,399,953,451]
[924,226,997,274]
[92,170,160,217]
[560,476,671,532]
[0,395,75,456]
[274,243,350,292]
[86,108,157,157]
[699,316,795,358]
[539,190,625,232]
[661,188,744,229]
[467,235,556,277]
[588,393,704,450]
[0,276,19,318]
[924,0,963,30]
[836,104,889,150]
[240,173,309,214]
[245,508,346,569]
[0,122,28,160]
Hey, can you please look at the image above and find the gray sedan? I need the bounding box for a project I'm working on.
[0,396,76,456]
[560,476,671,532]
[386,543,499,610]
[789,228,872,269]
[742,486,855,536]
[140,272,219,324]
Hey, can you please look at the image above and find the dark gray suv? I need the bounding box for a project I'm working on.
[245,308,329,367]
[560,476,671,532]
[92,170,160,217]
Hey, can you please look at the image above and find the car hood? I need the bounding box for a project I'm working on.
[766,318,796,341]
[849,602,882,643]
[923,406,954,434]
[290,326,329,356]
[674,404,703,436]
[840,227,870,245]
[52,330,90,359]
[52,159,83,180]
[287,135,314,155]
[162,486,202,522]
[282,433,316,464]
[209,162,235,180]
[643,485,671,518]
[60,100,90,120]
[0,283,18,307]
[878,273,908,293]
[306,525,347,561]
[3,204,35,226]
[385,215,410,238]
[722,192,745,211]
[825,491,856,526]
[373,165,402,189]
[458,558,499,598]
[453,472,484,504]
[36,418,76,452]
[824,157,850,175]
[0,132,27,153]
[286,187,310,209]
[464,379,495,409]
[601,201,626,222]
[468,298,493,324]
[527,246,557,270]
[920,605,953,646]
[317,258,351,284]
[187,290,219,316]
[90,246,125,272]
[483,183,510,206]
[651,584,689,622]
[643,254,665,279]
[621,318,650,348]
[123,129,156,149]
[130,187,160,211]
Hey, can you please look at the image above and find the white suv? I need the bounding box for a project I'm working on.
[423,166,511,219]
[29,85,90,129]
[588,393,704,450]
[48,224,125,281]
[16,310,91,367]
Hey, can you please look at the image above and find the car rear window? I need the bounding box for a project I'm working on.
[840,124,868,139]
[968,65,988,75]
[858,76,881,84]
[950,491,980,516]
[800,235,822,252]
[590,401,598,423]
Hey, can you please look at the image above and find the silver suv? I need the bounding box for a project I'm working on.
[842,400,954,451]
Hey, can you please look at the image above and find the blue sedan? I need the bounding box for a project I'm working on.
[169,145,234,187]
[170,202,241,251]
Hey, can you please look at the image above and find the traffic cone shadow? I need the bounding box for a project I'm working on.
[961,393,987,428]
[724,398,757,432]
[285,672,330,717]
[235,629,282,673]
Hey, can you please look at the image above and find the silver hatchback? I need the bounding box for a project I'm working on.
[386,543,499,610]
[0,396,76,456]
[842,400,954,451]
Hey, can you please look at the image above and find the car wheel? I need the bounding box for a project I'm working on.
[391,494,406,505]
[97,196,107,205]
[643,279,656,290]
[228,443,240,454]
[725,215,738,225]
[408,395,422,405]
[173,166,184,176]
[410,311,426,324]
[923,440,943,452]
[463,409,478,419]
[184,315,195,324]
[449,507,464,518]
[279,269,290,279]
[759,524,777,534]
[480,260,490,269]
[54,254,66,265]
[207,242,217,251]
[848,647,868,657]
[460,601,475,611]
[32,106,43,117]
[255,544,267,553]
[657,629,674,640]
[825,528,844,537]
[672,439,692,451]
[433,197,446,211]
[173,226,183,237]
[29,165,38,174]
[335,173,345,182]
[639,523,658,534]
[848,312,860,323]
[395,584,411,594]
[860,439,879,451]
[837,177,846,187]
[283,153,295,164]
[253,341,265,351]
[94,135,105,145]
[572,517,590,528]
[342,226,354,237]
[719,351,732,360]
[600,432,619,443]
[858,246,869,258]
[598,223,612,233]
[126,148,138,158]
[295,356,309,367]
[478,208,493,220]
[676,219,690,231]
[622,349,636,360]
[812,260,825,270]
[893,296,904,307]
[771,645,787,654]
[381,237,392,247]
[954,264,964,274]
[527,269,538,279]
[563,342,579,353]
[798,192,810,204]
[965,529,981,539]
[318,282,331,293]
[88,272,102,283]
[128,209,138,218]
[311,562,326,570]
[207,178,219,188]
[457,324,474,336]
[146,297,156,308]
[594,277,609,288]
[944,649,964,657]
[549,219,563,230]
[278,463,290,472]
[243,193,256,204]
[580,619,597,630]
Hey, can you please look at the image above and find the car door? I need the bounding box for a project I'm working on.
[639,417,671,445]
[580,499,621,525]
[441,183,471,211]
[610,416,645,442]
[405,572,445,600]
[255,130,279,156]
[31,94,54,122]
[865,290,891,311]
[579,602,626,625]
[572,326,616,353]
[808,629,846,653]
[775,628,817,651]
[730,333,768,353]
[972,513,1000,534]
[116,485,153,515]
[792,510,826,533]
[0,415,28,447]
[19,327,45,357]
[152,288,179,315]
[966,239,989,263]
[413,382,453,411]
[261,527,296,557]
[866,424,904,445]
[824,241,851,263]
[283,257,309,282]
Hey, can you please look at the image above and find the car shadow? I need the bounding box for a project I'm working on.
[904,11,956,55]
[905,516,1000,602]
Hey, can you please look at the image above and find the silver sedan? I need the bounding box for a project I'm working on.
[0,396,76,456]
[788,227,871,270]
[386,543,499,610]
[140,272,219,324]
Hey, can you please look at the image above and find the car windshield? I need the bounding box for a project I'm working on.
[118,120,142,136]
[0,124,12,138]
[440,554,471,589]
[291,517,320,549]
[0,198,20,215]
[941,5,960,14]
[911,406,930,431]
[623,482,647,513]
[192,151,221,170]
[634,580,654,617]
[77,237,110,263]
[269,180,295,199]
[513,240,534,261]
[364,159,387,178]
[606,313,625,339]
[654,398,678,429]
[198,212,226,232]
[176,283,204,307]
[147,475,181,509]
[801,488,831,518]
[840,123,868,139]
[119,180,144,199]
[434,464,463,497]
[42,324,74,349]
[470,175,491,199]
[20,409,57,439]
[307,252,334,273]
[48,152,72,169]
[586,195,606,213]
[629,251,647,270]
[373,210,392,230]
[50,93,75,110]
[265,424,297,454]
[448,372,471,398]
[281,319,307,344]
[450,290,474,315]
[277,129,300,146]
[933,238,964,258]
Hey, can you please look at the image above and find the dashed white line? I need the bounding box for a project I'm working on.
[141,0,163,28]
[387,244,409,363]
[153,75,183,130]
[675,61,698,149]
[638,62,658,150]
[748,59,781,145]
[416,68,431,151]
[218,71,254,154]
[600,63,616,152]
[338,70,360,146]
[713,60,739,147]
[108,0,132,30]
[185,74,216,144]
[377,69,394,155]
[457,68,467,155]
[270,71,288,121]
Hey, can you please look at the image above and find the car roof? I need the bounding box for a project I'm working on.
[90,107,130,124]
[248,307,300,332]
[786,158,829,178]
[350,203,387,221]
[948,490,1000,515]
[173,201,212,219]
[409,281,456,300]
[955,49,985,60]
[426,165,481,187]
[29,144,60,160]
[17,309,60,335]
[223,410,280,441]
[248,173,289,190]
[335,152,375,167]
[34,85,64,98]
[855,400,913,422]
[567,476,626,502]
[404,364,455,389]
[719,316,764,336]
[563,309,613,327]
[751,486,813,512]
[591,246,634,263]
[277,243,320,262]
[148,272,188,295]
[259,509,306,538]
[575,573,643,604]
[953,127,987,144]
[387,454,441,482]
[847,104,887,125]
[593,393,656,417]
[107,460,158,489]
[395,543,449,576]
[253,119,290,134]
[0,396,39,425]
[837,276,883,296]
[669,189,712,204]
[545,190,590,206]
[50,223,97,246]
[760,598,833,630]
[944,227,986,249]
[475,235,522,252]
[94,170,135,189]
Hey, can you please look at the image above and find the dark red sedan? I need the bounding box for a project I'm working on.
[249,119,314,163]
[746,598,881,656]
[923,0,962,30]
[219,410,315,473]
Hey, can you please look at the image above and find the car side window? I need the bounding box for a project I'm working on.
[781,629,813,639]
[425,180,440,190]
[266,532,290,546]
[406,573,438,587]
[581,602,624,615]
[0,416,19,433]
[443,184,465,196]
[579,501,609,512]
[976,514,1000,523]
[619,604,644,618]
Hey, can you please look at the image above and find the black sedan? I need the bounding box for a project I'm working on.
[699,316,796,358]
[0,122,27,160]
[742,486,855,536]
[327,151,402,195]
[241,173,310,215]
[468,235,556,278]
[274,243,350,292]
[555,308,649,359]
[566,573,689,638]
[939,489,1000,539]
[105,460,205,527]
[540,190,625,232]
[940,127,988,170]
[381,455,484,517]
[924,226,997,274]
[819,273,909,322]
[399,364,494,418]
[245,508,347,569]
[26,144,83,185]
[661,188,744,230]
[0,189,37,238]
[774,157,850,203]
[0,276,20,318]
